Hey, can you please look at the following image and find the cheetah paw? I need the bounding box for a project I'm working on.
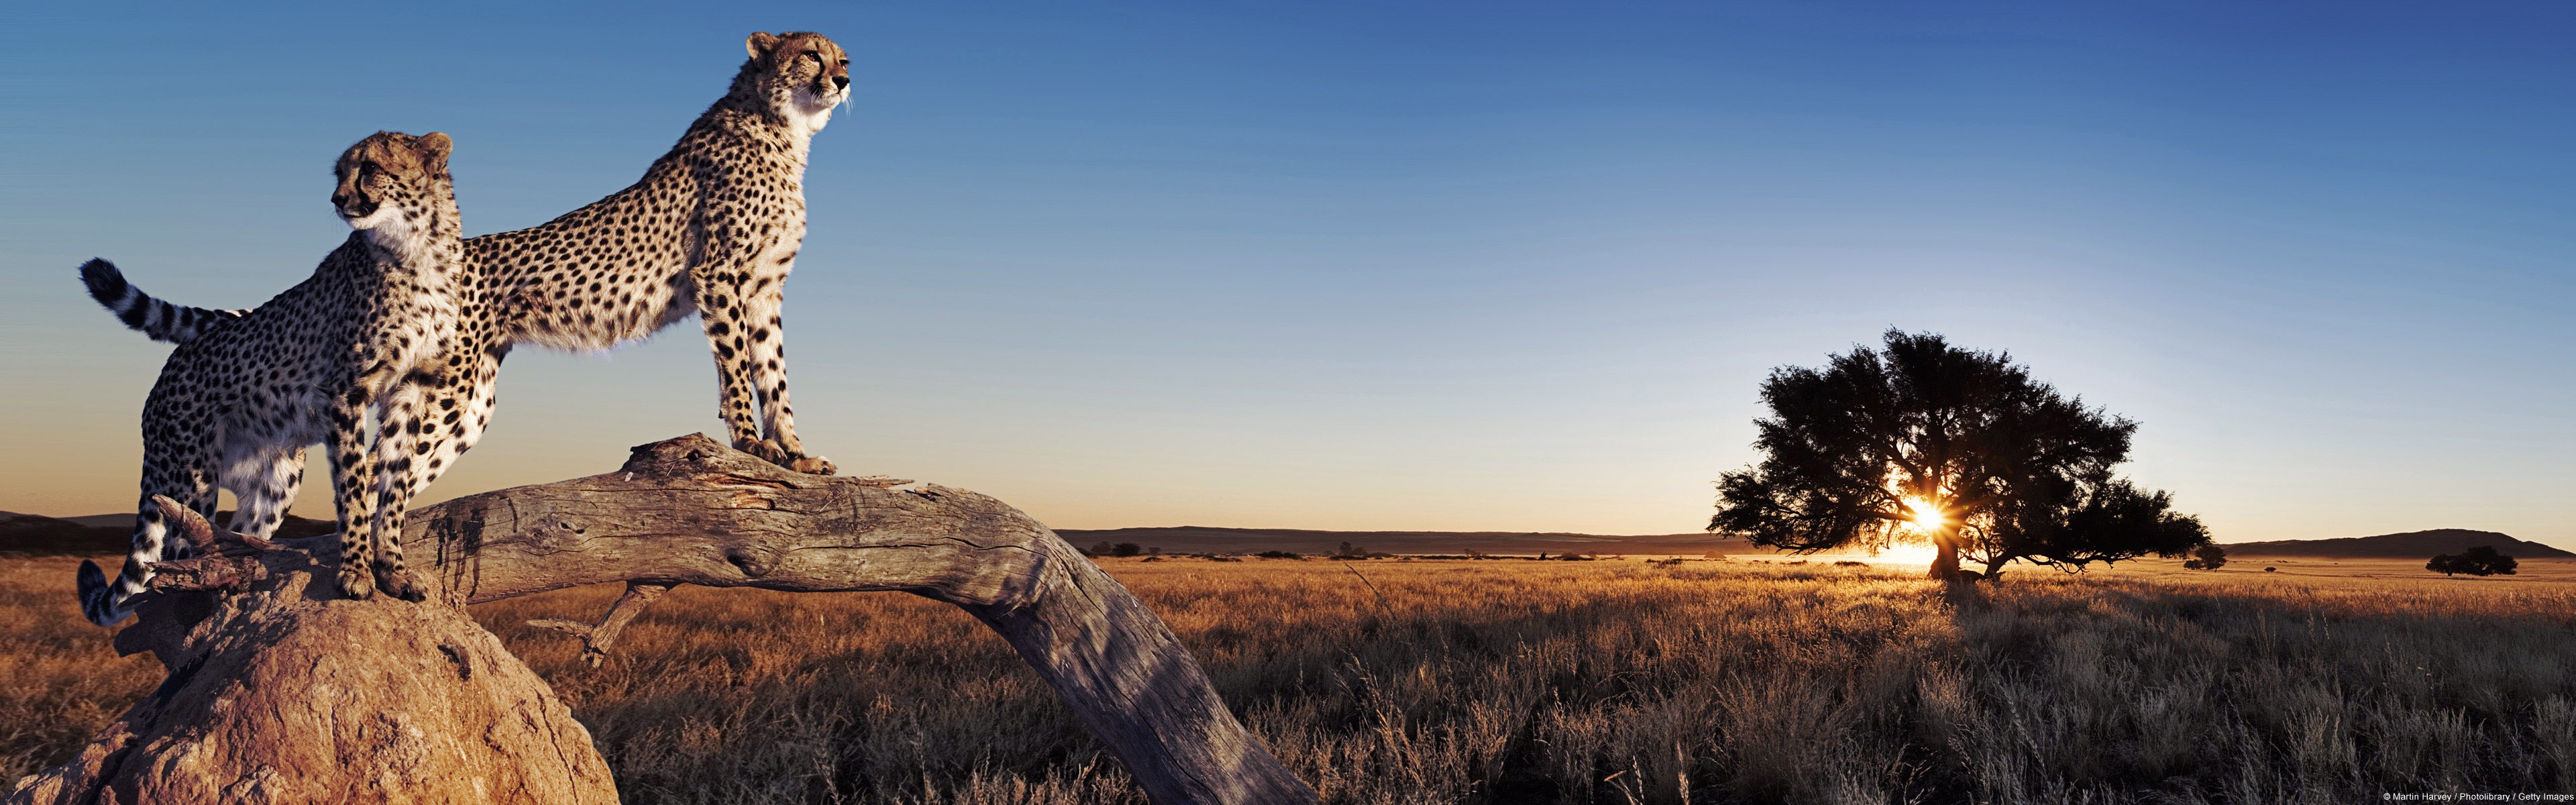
[374,566,429,603]
[738,438,837,475]
[736,437,794,466]
[336,564,378,600]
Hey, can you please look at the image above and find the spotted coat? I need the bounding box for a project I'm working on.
[99,32,853,478]
[76,131,464,625]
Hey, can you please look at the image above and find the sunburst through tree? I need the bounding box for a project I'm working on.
[1711,329,2210,579]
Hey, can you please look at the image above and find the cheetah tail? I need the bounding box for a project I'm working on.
[80,258,246,345]
[75,559,138,627]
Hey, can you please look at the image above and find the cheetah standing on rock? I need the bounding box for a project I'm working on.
[93,32,853,476]
[77,131,464,625]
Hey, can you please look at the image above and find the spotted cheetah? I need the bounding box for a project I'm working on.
[95,31,853,476]
[76,131,464,625]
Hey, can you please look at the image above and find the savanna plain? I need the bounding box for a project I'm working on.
[5,553,2573,804]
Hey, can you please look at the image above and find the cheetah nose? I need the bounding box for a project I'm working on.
[331,193,348,207]
[831,76,849,90]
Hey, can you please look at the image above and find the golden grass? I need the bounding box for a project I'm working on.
[5,554,2573,803]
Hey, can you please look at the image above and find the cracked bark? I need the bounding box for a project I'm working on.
[9,434,1317,805]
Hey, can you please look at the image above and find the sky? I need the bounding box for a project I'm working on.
[1,2,2569,547]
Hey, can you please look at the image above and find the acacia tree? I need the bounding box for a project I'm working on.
[2428,545,2518,576]
[1711,330,2209,579]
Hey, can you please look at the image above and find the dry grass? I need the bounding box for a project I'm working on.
[4,553,2573,803]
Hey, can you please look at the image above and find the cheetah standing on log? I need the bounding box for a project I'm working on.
[76,131,464,624]
[91,32,853,476]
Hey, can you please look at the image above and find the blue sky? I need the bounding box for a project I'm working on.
[1,2,2569,547]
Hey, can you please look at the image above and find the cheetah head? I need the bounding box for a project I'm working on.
[331,131,453,246]
[740,32,851,133]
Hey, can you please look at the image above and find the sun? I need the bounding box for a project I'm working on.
[1902,496,1945,534]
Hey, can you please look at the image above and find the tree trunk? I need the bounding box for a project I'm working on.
[1927,530,1962,580]
[1979,555,2010,580]
[11,434,1317,805]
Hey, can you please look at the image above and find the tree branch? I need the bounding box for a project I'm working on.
[135,433,1318,805]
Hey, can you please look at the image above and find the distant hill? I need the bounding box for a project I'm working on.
[2228,529,2574,559]
[1053,526,1749,556]
[0,512,125,556]
[0,511,335,556]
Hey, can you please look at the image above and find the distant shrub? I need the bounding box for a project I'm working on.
[1086,541,1114,557]
[1254,550,1303,560]
[1140,555,1163,563]
[1332,541,1389,559]
[2428,545,2517,576]
[2182,543,2227,571]
[1110,542,1143,557]
[2264,567,2276,572]
[1834,560,1866,567]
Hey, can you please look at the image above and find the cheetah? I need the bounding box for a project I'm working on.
[93,31,854,476]
[76,131,464,625]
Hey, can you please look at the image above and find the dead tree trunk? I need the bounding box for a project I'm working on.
[13,434,1318,805]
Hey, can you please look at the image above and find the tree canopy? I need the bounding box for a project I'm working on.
[1711,330,2208,578]
[2182,543,2229,571]
[2427,545,2517,576]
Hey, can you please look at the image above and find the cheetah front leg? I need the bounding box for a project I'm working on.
[696,292,765,455]
[360,345,502,601]
[740,283,833,475]
[364,376,434,602]
[695,273,827,474]
[326,370,386,600]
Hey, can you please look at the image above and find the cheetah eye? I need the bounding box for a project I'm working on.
[803,51,822,63]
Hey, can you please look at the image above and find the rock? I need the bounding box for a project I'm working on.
[7,555,616,805]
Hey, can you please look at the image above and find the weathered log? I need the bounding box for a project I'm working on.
[15,434,1318,805]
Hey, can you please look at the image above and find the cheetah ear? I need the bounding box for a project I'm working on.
[415,132,452,176]
[745,32,780,58]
